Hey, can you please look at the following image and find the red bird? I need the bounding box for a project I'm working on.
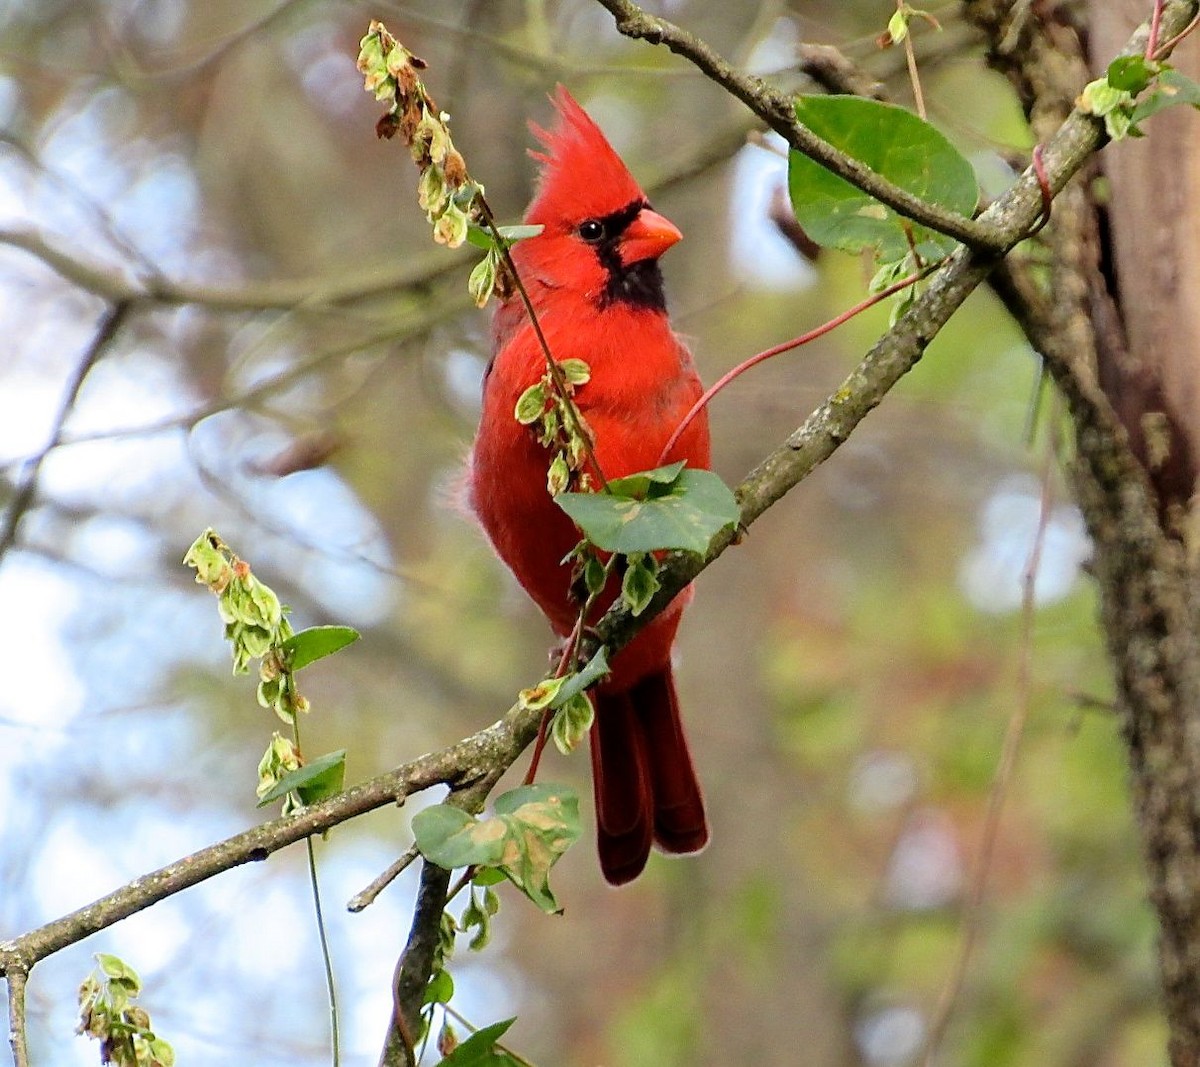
[469,88,710,885]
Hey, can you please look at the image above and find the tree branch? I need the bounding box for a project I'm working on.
[6,966,29,1067]
[0,300,131,565]
[0,702,540,977]
[379,861,451,1067]
[593,0,1008,251]
[2,0,1183,997]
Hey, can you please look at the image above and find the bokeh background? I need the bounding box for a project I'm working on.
[0,1,1160,1065]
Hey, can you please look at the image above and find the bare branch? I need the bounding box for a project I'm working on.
[6,966,29,1067]
[0,300,131,564]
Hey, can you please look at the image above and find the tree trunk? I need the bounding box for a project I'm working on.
[1084,3,1200,1062]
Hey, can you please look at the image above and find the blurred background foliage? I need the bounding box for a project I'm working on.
[0,1,1162,1065]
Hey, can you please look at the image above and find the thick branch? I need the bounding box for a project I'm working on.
[593,0,1007,251]
[379,861,451,1067]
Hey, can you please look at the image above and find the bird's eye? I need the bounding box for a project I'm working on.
[578,219,605,242]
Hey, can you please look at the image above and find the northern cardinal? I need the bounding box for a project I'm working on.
[469,87,709,885]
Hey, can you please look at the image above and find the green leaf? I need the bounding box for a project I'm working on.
[416,787,581,912]
[546,453,570,495]
[551,692,594,755]
[787,95,979,259]
[605,461,686,499]
[1107,54,1157,94]
[621,555,661,616]
[1131,68,1200,124]
[423,968,455,1006]
[437,1018,516,1065]
[414,804,508,870]
[490,785,581,912]
[887,9,909,44]
[517,675,566,711]
[514,383,546,424]
[472,866,507,887]
[555,468,740,554]
[256,749,347,807]
[96,954,141,992]
[550,647,610,707]
[468,251,498,307]
[557,358,591,386]
[466,222,544,250]
[280,625,360,671]
[495,224,543,242]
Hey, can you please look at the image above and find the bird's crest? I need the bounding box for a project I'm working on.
[524,86,646,226]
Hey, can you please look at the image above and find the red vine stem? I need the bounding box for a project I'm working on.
[1152,10,1200,59]
[1029,144,1052,235]
[1147,0,1166,59]
[656,264,936,465]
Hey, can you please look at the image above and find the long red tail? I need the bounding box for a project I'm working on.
[590,668,707,885]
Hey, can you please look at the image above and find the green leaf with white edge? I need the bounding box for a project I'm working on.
[555,468,740,554]
[551,692,594,755]
[256,749,346,807]
[787,95,979,260]
[558,358,591,386]
[1132,68,1200,124]
[280,625,360,671]
[514,383,546,424]
[436,1018,517,1065]
[621,555,661,616]
[550,647,610,707]
[518,675,565,711]
[468,251,497,308]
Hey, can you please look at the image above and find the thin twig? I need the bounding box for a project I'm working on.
[7,967,30,1067]
[348,846,421,913]
[920,400,1060,1064]
[306,836,340,1067]
[0,300,131,564]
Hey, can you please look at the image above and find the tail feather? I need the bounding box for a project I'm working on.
[590,691,654,885]
[632,670,709,855]
[591,667,707,885]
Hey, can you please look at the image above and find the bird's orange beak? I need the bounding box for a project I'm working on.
[619,208,682,265]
